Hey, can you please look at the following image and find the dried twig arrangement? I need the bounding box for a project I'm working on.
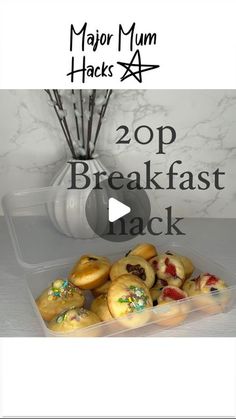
[45,89,112,159]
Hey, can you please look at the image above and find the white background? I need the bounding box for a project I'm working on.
[1,338,236,417]
[0,0,236,417]
[0,0,236,88]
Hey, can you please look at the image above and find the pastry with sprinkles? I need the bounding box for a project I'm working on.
[183,273,229,314]
[110,255,155,289]
[156,285,189,327]
[48,307,101,333]
[36,278,85,322]
[107,274,153,328]
[125,242,157,261]
[69,254,111,289]
[149,253,185,288]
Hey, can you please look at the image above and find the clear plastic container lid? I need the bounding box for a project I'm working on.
[3,186,236,337]
[2,186,153,270]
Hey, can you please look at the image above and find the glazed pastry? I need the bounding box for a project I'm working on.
[48,307,101,333]
[90,294,113,322]
[150,279,169,306]
[156,286,189,327]
[183,273,229,314]
[165,251,194,279]
[36,278,85,322]
[149,254,185,288]
[69,254,111,289]
[110,255,155,289]
[107,274,153,328]
[125,243,157,261]
[92,280,112,297]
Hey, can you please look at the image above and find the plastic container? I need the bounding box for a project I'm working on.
[2,186,236,337]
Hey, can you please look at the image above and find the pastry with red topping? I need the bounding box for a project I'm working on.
[165,251,194,279]
[90,294,113,322]
[150,279,169,306]
[48,307,101,334]
[36,278,85,322]
[149,254,185,288]
[156,285,189,327]
[69,255,111,289]
[183,273,229,314]
[125,242,157,261]
[110,255,155,289]
[107,274,153,328]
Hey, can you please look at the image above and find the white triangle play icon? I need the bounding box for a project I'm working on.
[108,197,131,223]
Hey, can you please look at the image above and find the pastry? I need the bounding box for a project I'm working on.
[165,251,194,279]
[110,255,155,289]
[48,307,101,334]
[156,286,189,327]
[149,254,185,288]
[90,294,113,322]
[69,254,111,289]
[183,273,229,314]
[36,278,85,322]
[92,280,112,297]
[125,242,157,260]
[107,274,153,328]
[182,276,199,294]
[150,279,168,306]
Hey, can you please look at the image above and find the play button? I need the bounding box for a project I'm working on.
[85,177,151,242]
[108,198,131,222]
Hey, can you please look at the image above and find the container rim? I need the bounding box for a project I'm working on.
[41,285,236,337]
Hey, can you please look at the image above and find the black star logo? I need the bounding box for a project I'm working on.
[117,49,160,83]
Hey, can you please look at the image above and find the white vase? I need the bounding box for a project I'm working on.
[47,158,109,239]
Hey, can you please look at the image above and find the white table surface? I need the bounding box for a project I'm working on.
[0,216,236,337]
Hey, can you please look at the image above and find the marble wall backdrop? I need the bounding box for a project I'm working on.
[0,90,235,217]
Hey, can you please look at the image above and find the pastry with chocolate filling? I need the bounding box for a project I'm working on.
[36,278,85,322]
[90,294,113,322]
[69,255,111,289]
[110,255,155,289]
[107,274,153,328]
[125,243,157,261]
[149,254,185,288]
[48,307,101,334]
[183,273,229,314]
[156,286,189,327]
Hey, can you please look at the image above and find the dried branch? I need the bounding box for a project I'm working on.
[45,89,113,160]
[72,89,81,147]
[93,89,112,148]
